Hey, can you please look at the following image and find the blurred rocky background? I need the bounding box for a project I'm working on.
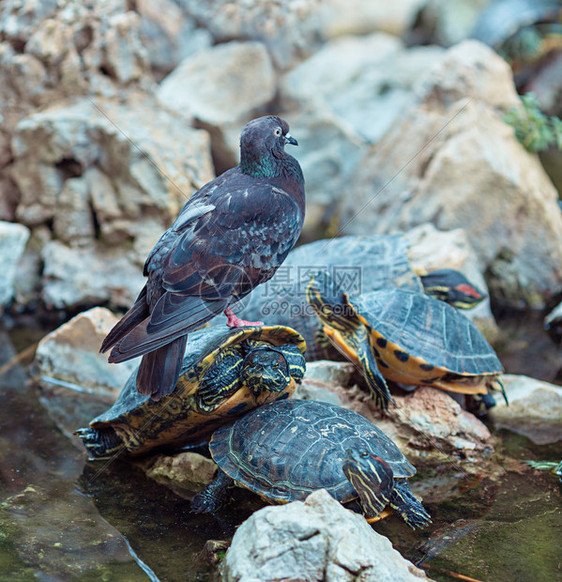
[0,0,560,321]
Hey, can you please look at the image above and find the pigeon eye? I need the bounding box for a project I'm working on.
[274,127,282,137]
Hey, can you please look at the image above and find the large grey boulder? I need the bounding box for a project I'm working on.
[0,221,29,309]
[174,0,322,70]
[341,41,562,308]
[223,489,433,582]
[158,41,276,127]
[282,34,444,144]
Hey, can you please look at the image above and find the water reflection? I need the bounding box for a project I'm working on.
[1,321,561,582]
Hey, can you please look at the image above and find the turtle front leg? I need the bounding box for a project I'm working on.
[191,469,235,513]
[389,480,431,529]
[356,334,394,410]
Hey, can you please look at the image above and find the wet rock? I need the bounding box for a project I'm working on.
[224,488,434,582]
[141,452,217,499]
[158,41,276,128]
[0,221,30,309]
[35,307,139,397]
[174,0,322,70]
[488,374,562,445]
[0,484,148,579]
[341,41,562,309]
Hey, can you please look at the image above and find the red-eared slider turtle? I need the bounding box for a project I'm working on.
[76,325,306,459]
[306,272,505,410]
[191,399,431,529]
[237,234,485,359]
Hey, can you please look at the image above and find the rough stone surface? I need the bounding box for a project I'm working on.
[488,375,562,445]
[35,307,139,396]
[0,220,30,307]
[10,95,213,309]
[342,41,562,308]
[142,452,217,499]
[41,241,145,310]
[0,0,153,128]
[224,489,433,582]
[12,95,213,229]
[158,41,276,127]
[136,0,212,77]
[282,34,444,144]
[174,0,322,70]
[317,0,426,37]
[342,386,493,463]
[295,360,356,405]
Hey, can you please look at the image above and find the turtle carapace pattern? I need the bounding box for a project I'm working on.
[76,325,306,459]
[306,272,505,410]
[238,234,485,360]
[191,399,431,529]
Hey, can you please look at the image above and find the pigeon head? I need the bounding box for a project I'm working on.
[239,116,300,178]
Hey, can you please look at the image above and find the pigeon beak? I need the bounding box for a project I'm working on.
[284,133,298,146]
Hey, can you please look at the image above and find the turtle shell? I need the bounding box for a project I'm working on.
[209,399,414,504]
[239,234,421,358]
[87,325,306,456]
[350,288,502,381]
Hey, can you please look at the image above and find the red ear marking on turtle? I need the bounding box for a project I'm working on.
[456,283,482,298]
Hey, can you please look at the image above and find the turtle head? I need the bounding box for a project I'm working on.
[342,448,395,519]
[306,272,361,332]
[242,347,292,396]
[420,269,485,309]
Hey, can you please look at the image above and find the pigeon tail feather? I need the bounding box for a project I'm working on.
[136,335,188,399]
[100,288,149,354]
[108,296,229,362]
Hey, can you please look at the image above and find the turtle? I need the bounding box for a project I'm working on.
[191,399,431,529]
[306,272,506,410]
[75,325,306,459]
[236,234,485,360]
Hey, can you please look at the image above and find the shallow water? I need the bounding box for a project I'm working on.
[0,316,561,582]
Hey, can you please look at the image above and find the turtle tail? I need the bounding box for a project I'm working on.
[389,480,431,529]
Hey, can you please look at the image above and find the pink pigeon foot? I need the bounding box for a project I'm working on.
[224,306,263,328]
